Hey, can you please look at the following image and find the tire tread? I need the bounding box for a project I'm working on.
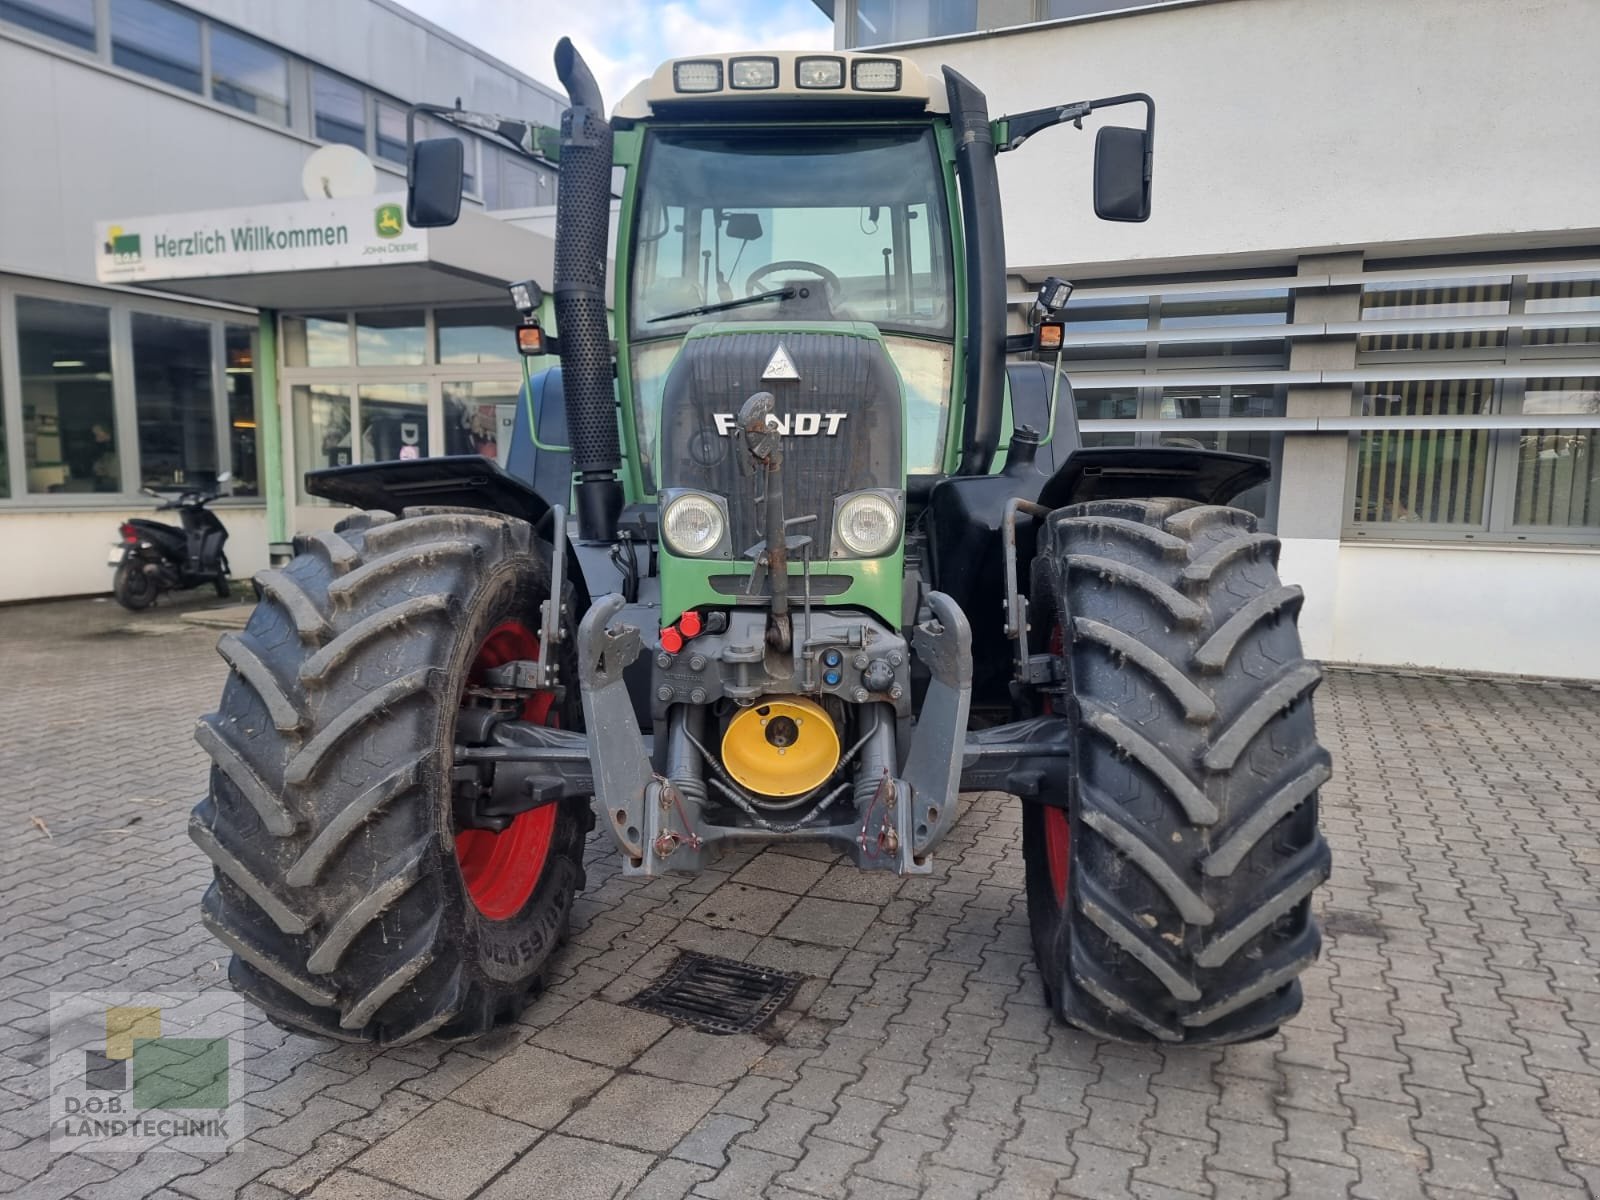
[1022,498,1332,1045]
[192,509,586,1044]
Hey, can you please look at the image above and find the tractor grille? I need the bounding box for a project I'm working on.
[658,329,903,560]
[625,951,804,1035]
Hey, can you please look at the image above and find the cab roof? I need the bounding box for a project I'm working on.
[612,51,944,120]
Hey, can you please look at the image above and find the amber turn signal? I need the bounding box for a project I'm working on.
[516,321,547,357]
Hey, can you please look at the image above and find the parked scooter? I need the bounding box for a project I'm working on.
[109,473,234,611]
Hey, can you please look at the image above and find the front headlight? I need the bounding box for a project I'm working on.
[662,492,726,557]
[834,491,901,557]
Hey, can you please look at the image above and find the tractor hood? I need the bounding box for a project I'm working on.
[654,322,907,627]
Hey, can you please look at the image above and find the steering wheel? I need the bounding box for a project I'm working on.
[745,260,840,297]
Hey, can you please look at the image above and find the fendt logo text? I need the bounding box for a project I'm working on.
[712,412,848,437]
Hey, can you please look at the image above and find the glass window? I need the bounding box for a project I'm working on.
[225,326,258,496]
[210,25,289,125]
[1157,383,1280,463]
[0,0,95,50]
[18,297,119,494]
[359,384,428,462]
[1525,274,1600,350]
[1162,290,1289,328]
[1158,290,1290,360]
[436,306,518,364]
[133,312,216,489]
[856,0,976,43]
[485,151,555,211]
[627,341,678,490]
[1064,296,1149,362]
[633,129,953,339]
[110,0,201,93]
[1359,278,1511,354]
[884,336,953,474]
[1350,380,1495,527]
[0,339,7,500]
[282,313,349,367]
[444,381,520,464]
[314,71,366,149]
[293,385,350,503]
[1512,378,1600,528]
[356,310,426,366]
[1074,386,1138,448]
[1158,383,1282,422]
[1046,0,1136,15]
[375,101,408,165]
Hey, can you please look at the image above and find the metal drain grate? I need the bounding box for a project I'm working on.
[626,951,804,1035]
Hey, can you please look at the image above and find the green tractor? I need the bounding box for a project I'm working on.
[191,40,1330,1047]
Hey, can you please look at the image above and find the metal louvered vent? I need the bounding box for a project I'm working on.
[626,952,804,1035]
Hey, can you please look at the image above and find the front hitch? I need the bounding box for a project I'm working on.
[574,594,694,870]
[736,390,793,651]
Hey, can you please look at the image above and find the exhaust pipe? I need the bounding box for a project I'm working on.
[553,38,622,542]
[944,68,1006,477]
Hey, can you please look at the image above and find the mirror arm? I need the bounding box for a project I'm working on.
[995,91,1155,158]
[407,102,560,165]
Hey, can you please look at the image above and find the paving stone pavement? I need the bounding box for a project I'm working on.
[2,597,1599,1200]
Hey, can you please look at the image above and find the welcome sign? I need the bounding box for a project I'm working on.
[95,197,428,284]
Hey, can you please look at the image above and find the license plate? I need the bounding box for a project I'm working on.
[107,547,126,566]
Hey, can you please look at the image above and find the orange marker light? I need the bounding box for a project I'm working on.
[516,323,546,356]
[1035,321,1065,351]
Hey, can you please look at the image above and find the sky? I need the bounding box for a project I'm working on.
[397,1,836,110]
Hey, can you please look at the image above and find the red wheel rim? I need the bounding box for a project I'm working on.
[455,621,558,921]
[1043,805,1070,908]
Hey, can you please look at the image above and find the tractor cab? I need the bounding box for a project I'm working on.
[616,55,960,489]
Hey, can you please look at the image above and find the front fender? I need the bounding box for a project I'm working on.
[1037,446,1270,510]
[305,455,554,529]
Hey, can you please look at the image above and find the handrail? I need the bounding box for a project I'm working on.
[1081,414,1600,434]
[1006,256,1600,306]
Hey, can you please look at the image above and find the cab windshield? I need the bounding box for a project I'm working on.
[632,127,953,335]
[628,127,956,480]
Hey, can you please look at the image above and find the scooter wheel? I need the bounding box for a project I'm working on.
[113,562,157,611]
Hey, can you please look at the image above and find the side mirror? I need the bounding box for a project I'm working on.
[407,137,464,228]
[724,212,763,242]
[1093,126,1152,223]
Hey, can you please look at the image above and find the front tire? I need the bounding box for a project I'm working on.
[190,509,589,1044]
[1025,499,1331,1045]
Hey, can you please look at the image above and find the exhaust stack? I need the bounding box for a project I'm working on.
[553,38,621,541]
[944,68,1006,477]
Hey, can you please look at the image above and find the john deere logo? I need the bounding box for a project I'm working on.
[104,225,141,263]
[375,204,404,239]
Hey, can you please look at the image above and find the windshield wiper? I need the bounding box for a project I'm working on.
[647,287,795,324]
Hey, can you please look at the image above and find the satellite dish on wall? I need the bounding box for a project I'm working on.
[301,144,379,200]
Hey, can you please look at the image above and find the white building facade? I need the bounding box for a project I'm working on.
[0,0,562,602]
[819,0,1600,679]
[5,0,1598,681]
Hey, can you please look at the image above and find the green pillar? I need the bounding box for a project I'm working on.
[258,309,287,545]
